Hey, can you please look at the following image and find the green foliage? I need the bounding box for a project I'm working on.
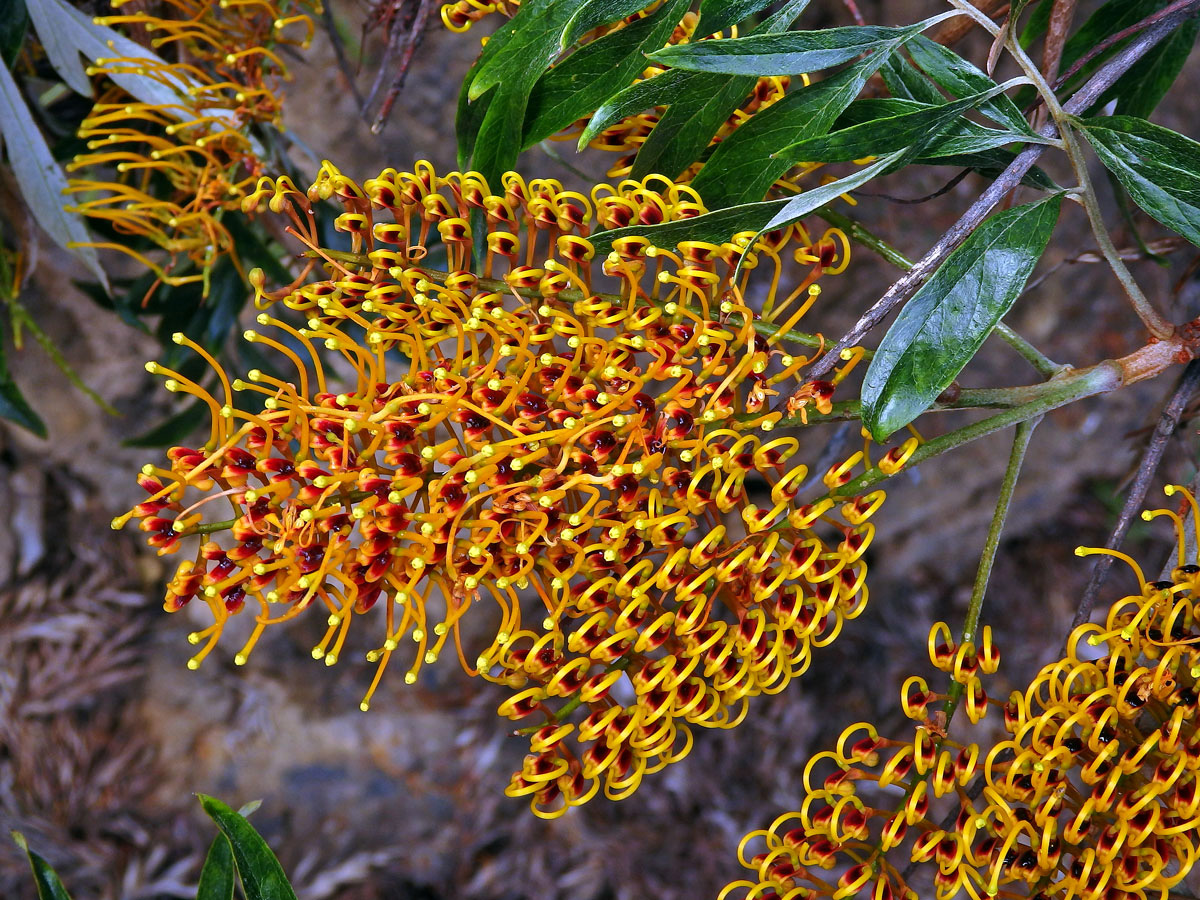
[1078,115,1200,247]
[862,194,1063,440]
[11,797,297,900]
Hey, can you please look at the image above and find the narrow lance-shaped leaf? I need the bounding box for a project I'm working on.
[560,0,662,48]
[578,0,809,150]
[456,0,572,175]
[627,0,811,179]
[1077,116,1200,247]
[689,52,886,207]
[199,795,298,900]
[826,96,1049,161]
[197,835,236,900]
[647,11,956,76]
[590,145,911,254]
[862,193,1063,440]
[879,50,946,105]
[695,0,800,38]
[523,0,688,147]
[0,58,108,290]
[1108,16,1200,119]
[1,0,29,68]
[11,832,71,900]
[777,78,1034,163]
[905,35,1037,136]
[577,67,693,148]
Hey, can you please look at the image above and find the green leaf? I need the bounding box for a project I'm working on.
[561,0,657,48]
[1109,16,1199,119]
[778,81,1034,163]
[647,13,952,76]
[922,148,1060,191]
[591,145,910,254]
[523,0,687,147]
[1013,0,1163,107]
[577,66,694,147]
[862,194,1063,440]
[198,795,297,900]
[630,71,756,179]
[690,52,885,207]
[197,835,236,900]
[457,0,579,182]
[695,0,795,37]
[905,36,1037,135]
[625,0,811,179]
[11,832,71,900]
[879,51,946,105]
[827,97,1046,161]
[0,0,28,68]
[1078,115,1200,246]
[0,61,108,290]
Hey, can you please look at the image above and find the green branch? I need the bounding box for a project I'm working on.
[942,416,1039,724]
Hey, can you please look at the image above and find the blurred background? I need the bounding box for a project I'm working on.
[2,1,1199,897]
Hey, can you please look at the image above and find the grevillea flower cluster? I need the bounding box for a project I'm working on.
[723,487,1200,900]
[115,158,915,816]
[67,0,318,288]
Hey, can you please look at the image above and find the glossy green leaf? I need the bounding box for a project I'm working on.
[456,0,574,180]
[577,67,693,148]
[647,13,951,76]
[561,0,657,48]
[11,832,71,900]
[626,0,811,179]
[1110,16,1199,119]
[695,0,797,37]
[1014,0,1162,107]
[523,0,687,147]
[1078,115,1200,246]
[0,59,108,290]
[630,71,755,179]
[199,795,297,900]
[591,145,911,254]
[0,0,28,68]
[690,52,885,207]
[778,81,1033,164]
[922,148,1060,191]
[578,0,808,152]
[879,51,945,104]
[827,97,1046,161]
[862,194,1063,440]
[905,36,1036,135]
[197,835,235,900]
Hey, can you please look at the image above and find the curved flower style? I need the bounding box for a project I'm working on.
[723,487,1200,899]
[67,0,318,288]
[115,159,909,816]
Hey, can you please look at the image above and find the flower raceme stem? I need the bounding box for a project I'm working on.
[114,159,919,817]
[723,486,1200,900]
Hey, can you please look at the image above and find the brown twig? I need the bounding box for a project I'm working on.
[1070,358,1200,632]
[366,0,437,135]
[802,0,1200,382]
[840,0,865,26]
[320,3,367,110]
[1042,0,1079,82]
[929,0,1009,47]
